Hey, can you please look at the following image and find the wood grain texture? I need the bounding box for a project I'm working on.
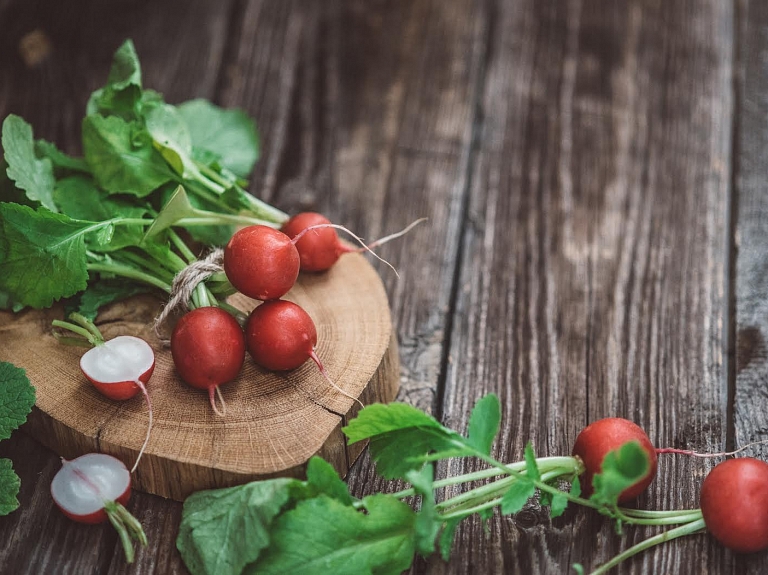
[732,1,768,572]
[219,0,478,420]
[433,0,737,573]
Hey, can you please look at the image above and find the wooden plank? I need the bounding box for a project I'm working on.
[0,0,234,572]
[733,0,768,572]
[0,0,234,149]
[220,0,485,514]
[432,1,735,573]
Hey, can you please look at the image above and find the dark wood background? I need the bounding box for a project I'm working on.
[1,0,767,573]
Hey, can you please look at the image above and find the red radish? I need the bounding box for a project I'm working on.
[700,457,768,553]
[51,453,147,562]
[572,417,658,503]
[281,212,426,273]
[245,300,363,407]
[281,212,354,272]
[53,314,155,473]
[223,225,300,300]
[245,300,318,371]
[171,306,246,416]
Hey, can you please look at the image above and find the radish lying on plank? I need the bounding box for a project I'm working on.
[699,457,768,553]
[571,417,658,503]
[51,453,147,563]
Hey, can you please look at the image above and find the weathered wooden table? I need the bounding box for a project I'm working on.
[1,0,767,573]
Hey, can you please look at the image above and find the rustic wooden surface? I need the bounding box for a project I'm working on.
[1,0,767,573]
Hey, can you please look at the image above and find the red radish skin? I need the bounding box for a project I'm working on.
[245,300,363,407]
[700,457,768,553]
[281,212,352,272]
[245,300,318,371]
[572,417,658,503]
[51,454,131,524]
[171,306,246,415]
[224,225,300,300]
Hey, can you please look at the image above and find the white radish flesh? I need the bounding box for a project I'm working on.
[80,336,154,385]
[51,453,130,517]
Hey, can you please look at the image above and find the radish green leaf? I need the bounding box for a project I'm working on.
[466,393,501,456]
[0,204,97,307]
[177,99,259,178]
[176,478,300,575]
[248,494,416,575]
[2,115,56,211]
[82,114,172,196]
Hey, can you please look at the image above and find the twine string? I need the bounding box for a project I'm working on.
[153,248,224,341]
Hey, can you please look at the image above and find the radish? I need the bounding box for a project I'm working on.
[171,306,246,416]
[51,453,147,563]
[52,314,155,473]
[281,211,426,272]
[699,457,768,553]
[571,417,658,503]
[245,299,363,407]
[223,225,300,300]
[280,212,354,272]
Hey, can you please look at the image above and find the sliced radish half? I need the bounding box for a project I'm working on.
[80,335,155,400]
[51,453,131,523]
[51,453,147,562]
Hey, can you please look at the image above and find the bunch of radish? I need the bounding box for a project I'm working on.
[169,213,400,411]
[567,416,768,573]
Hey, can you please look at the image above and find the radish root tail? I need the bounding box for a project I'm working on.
[309,349,364,410]
[349,217,427,252]
[292,223,401,278]
[130,380,153,474]
[657,437,768,458]
[209,385,227,417]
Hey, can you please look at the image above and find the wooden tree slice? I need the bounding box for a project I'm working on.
[0,252,398,501]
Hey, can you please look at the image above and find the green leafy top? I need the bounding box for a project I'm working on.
[0,362,35,441]
[2,115,56,211]
[0,362,36,516]
[86,39,144,119]
[177,99,260,178]
[0,39,284,315]
[175,396,687,575]
[0,203,104,308]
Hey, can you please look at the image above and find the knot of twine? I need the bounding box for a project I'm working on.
[153,248,224,342]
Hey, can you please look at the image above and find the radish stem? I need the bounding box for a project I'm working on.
[104,500,148,564]
[87,262,172,292]
[586,518,706,575]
